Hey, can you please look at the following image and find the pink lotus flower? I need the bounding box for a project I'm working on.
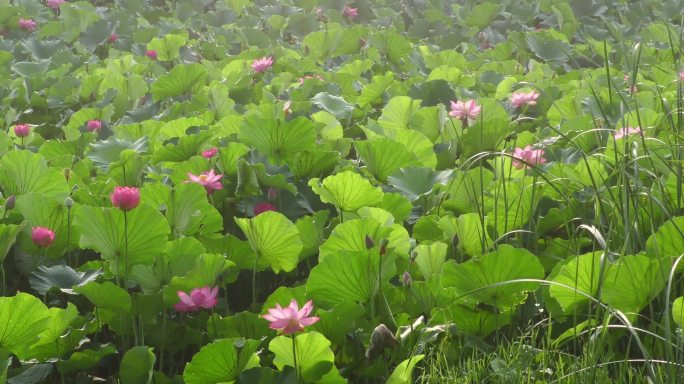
[343,6,358,20]
[510,91,540,109]
[449,99,481,120]
[613,126,642,140]
[46,0,64,9]
[512,145,547,169]
[174,286,219,312]
[262,300,320,335]
[201,147,218,159]
[145,50,157,60]
[110,186,141,211]
[679,71,684,81]
[187,170,223,194]
[108,33,117,44]
[14,124,30,138]
[251,56,274,73]
[32,227,55,247]
[87,119,102,133]
[254,202,277,215]
[18,19,37,32]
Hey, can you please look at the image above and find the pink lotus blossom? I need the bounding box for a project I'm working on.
[145,50,157,60]
[108,33,117,44]
[512,145,547,169]
[87,119,102,133]
[201,147,218,159]
[32,227,55,247]
[18,19,37,32]
[510,91,540,109]
[187,169,223,194]
[251,56,274,73]
[254,202,277,216]
[262,299,320,335]
[46,0,64,9]
[110,186,141,211]
[679,71,684,81]
[174,286,218,312]
[14,124,30,138]
[343,6,358,20]
[613,126,642,140]
[449,99,481,120]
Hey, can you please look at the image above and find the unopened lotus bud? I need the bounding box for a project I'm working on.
[4,195,15,211]
[364,235,374,249]
[379,239,389,255]
[365,324,398,360]
[402,271,412,287]
[64,196,74,208]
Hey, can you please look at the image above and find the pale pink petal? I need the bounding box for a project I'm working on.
[299,316,319,326]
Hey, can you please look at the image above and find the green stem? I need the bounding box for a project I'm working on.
[291,333,301,384]
[123,210,129,287]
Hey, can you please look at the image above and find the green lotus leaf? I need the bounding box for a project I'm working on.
[87,136,149,171]
[75,281,131,313]
[549,252,605,313]
[74,204,170,275]
[356,138,417,182]
[0,224,22,264]
[318,217,410,260]
[357,72,395,108]
[370,31,411,66]
[269,332,335,383]
[646,216,684,260]
[57,344,117,375]
[119,346,155,384]
[216,143,250,176]
[413,242,447,279]
[151,63,208,102]
[307,249,396,309]
[441,245,544,309]
[0,293,51,358]
[15,192,78,259]
[386,354,424,384]
[378,96,422,132]
[239,115,316,163]
[673,297,684,329]
[288,150,340,180]
[28,303,84,361]
[147,33,188,62]
[438,213,492,257]
[142,183,223,238]
[235,211,302,273]
[602,254,666,313]
[0,150,69,201]
[308,171,383,213]
[151,131,212,163]
[29,265,101,295]
[312,92,354,122]
[388,167,452,202]
[183,339,260,384]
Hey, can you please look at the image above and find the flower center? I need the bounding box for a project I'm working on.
[199,175,208,182]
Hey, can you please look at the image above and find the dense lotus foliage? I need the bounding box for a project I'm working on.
[1,0,684,382]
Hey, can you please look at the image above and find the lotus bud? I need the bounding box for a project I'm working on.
[379,239,389,255]
[402,271,412,288]
[64,196,74,209]
[4,195,15,211]
[364,235,374,250]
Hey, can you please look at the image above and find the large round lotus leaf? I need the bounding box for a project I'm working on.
[235,211,302,273]
[269,332,335,383]
[0,150,69,201]
[74,204,170,275]
[308,171,383,212]
[549,252,605,313]
[602,254,666,313]
[441,245,544,309]
[646,216,684,260]
[307,249,396,309]
[183,339,261,384]
[0,293,51,358]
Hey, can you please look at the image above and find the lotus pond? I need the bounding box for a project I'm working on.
[1,0,684,383]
